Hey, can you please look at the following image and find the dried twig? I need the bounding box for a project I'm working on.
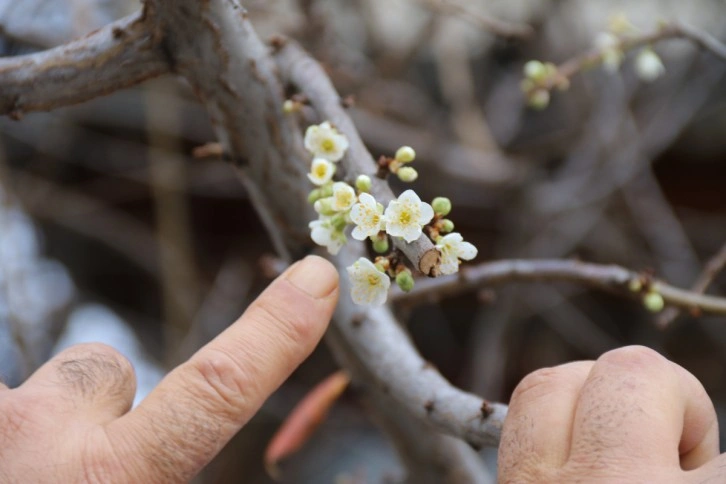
[391,259,726,317]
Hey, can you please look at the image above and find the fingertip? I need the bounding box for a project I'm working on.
[284,256,339,300]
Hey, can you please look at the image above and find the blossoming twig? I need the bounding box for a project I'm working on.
[522,21,726,107]
[274,40,443,277]
[390,258,726,318]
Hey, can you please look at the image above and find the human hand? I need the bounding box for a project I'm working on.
[0,255,338,483]
[499,346,724,483]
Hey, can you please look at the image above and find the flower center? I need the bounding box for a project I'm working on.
[398,210,412,225]
[322,139,335,153]
[315,164,327,177]
[367,273,380,286]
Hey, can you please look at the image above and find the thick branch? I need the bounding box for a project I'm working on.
[330,245,506,450]
[0,11,169,117]
[274,41,443,277]
[391,259,726,317]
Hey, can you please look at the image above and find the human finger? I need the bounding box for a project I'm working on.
[498,361,593,480]
[18,342,136,422]
[567,346,719,473]
[109,255,338,482]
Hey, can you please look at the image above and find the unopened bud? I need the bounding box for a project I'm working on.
[643,291,665,313]
[523,60,547,81]
[395,269,415,292]
[395,146,416,163]
[319,183,334,198]
[432,197,452,216]
[397,166,419,182]
[282,99,297,113]
[355,174,372,193]
[439,219,455,233]
[307,188,322,204]
[528,89,550,110]
[314,197,336,215]
[372,236,389,254]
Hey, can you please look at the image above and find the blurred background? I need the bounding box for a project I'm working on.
[1,0,726,481]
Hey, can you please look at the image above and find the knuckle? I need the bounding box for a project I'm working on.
[251,300,318,347]
[597,345,666,370]
[510,367,568,406]
[185,348,256,422]
[56,343,136,398]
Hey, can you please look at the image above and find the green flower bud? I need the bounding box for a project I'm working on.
[432,197,452,216]
[395,146,416,163]
[439,219,455,233]
[282,99,296,114]
[308,188,322,204]
[372,236,389,254]
[528,89,550,110]
[330,213,348,231]
[395,269,415,292]
[319,183,334,198]
[643,291,665,313]
[314,197,336,216]
[374,262,387,273]
[523,60,547,81]
[397,166,418,183]
[355,174,372,193]
[628,278,642,293]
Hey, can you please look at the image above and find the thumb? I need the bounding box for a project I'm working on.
[107,255,339,482]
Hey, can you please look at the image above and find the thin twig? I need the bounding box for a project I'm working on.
[659,240,726,327]
[419,0,533,39]
[529,21,726,98]
[391,259,726,317]
[0,11,169,117]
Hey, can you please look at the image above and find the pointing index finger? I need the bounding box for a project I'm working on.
[107,256,339,482]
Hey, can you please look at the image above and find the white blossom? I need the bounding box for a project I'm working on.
[384,190,434,243]
[307,158,336,186]
[350,193,385,241]
[346,257,390,306]
[436,232,478,275]
[595,32,623,73]
[304,121,349,162]
[309,218,346,255]
[332,182,356,212]
[635,48,665,82]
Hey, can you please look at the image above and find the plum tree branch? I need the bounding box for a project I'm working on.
[391,259,726,318]
[273,40,443,277]
[0,11,169,118]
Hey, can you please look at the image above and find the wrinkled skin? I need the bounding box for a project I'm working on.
[499,345,725,483]
[0,256,338,483]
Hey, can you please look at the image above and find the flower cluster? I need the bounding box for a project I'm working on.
[302,120,478,306]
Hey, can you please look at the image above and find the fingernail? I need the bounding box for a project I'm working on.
[286,256,339,298]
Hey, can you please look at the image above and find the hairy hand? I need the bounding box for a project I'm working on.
[0,256,338,483]
[499,346,723,483]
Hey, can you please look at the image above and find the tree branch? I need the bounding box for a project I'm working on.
[659,240,726,327]
[391,259,726,318]
[0,11,169,118]
[330,245,506,450]
[273,40,443,277]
